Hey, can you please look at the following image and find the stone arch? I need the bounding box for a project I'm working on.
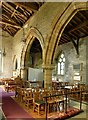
[45,2,88,65]
[20,27,44,68]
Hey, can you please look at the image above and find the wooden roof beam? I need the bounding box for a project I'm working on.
[78,11,87,20]
[75,15,82,23]
[0,1,2,7]
[6,27,14,36]
[3,24,7,30]
[19,6,30,17]
[0,21,21,28]
[4,3,27,20]
[2,3,12,14]
[4,3,19,18]
[14,2,38,12]
[2,12,22,27]
[2,14,19,25]
[69,32,79,39]
[3,9,21,25]
[69,21,88,33]
[11,9,16,18]
[81,27,88,35]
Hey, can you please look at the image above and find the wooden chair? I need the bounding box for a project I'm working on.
[55,90,65,112]
[80,85,88,101]
[46,90,57,113]
[33,91,45,115]
[16,87,22,101]
[24,90,33,108]
[70,85,80,99]
[19,88,26,102]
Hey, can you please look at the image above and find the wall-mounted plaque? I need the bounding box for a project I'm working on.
[73,63,83,71]
[74,75,80,81]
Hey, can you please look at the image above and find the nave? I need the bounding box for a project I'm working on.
[0,1,88,120]
[0,84,88,120]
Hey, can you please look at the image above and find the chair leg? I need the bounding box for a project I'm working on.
[38,105,40,115]
[33,103,35,112]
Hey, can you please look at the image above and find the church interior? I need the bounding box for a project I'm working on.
[0,1,88,120]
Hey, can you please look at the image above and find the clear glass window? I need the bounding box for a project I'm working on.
[58,53,65,75]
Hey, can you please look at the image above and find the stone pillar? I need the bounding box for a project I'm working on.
[42,64,55,89]
[20,67,28,80]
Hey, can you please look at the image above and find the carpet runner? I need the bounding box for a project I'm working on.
[0,88,35,120]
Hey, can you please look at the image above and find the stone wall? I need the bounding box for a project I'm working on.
[57,37,87,84]
[86,37,88,84]
[12,2,70,77]
[0,31,13,78]
[1,2,88,85]
[12,29,23,71]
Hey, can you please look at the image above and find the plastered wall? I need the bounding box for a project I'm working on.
[0,31,13,78]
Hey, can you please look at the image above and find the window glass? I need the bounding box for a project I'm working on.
[61,53,64,58]
[61,62,64,69]
[58,63,60,74]
[58,53,65,75]
[59,58,62,62]
[61,69,64,75]
[63,58,65,62]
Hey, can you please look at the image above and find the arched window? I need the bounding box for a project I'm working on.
[58,53,65,75]
[15,59,18,70]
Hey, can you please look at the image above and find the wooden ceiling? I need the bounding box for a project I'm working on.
[59,10,88,45]
[0,1,44,36]
[0,2,88,47]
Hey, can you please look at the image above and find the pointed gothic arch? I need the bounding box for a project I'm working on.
[20,27,44,68]
[45,2,88,65]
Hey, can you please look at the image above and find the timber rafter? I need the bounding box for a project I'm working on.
[0,1,44,36]
[59,10,88,48]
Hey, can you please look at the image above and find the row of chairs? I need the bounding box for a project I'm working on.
[67,84,88,101]
[15,87,67,115]
[79,84,88,101]
[16,84,88,115]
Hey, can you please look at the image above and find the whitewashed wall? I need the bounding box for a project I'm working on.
[0,31,13,78]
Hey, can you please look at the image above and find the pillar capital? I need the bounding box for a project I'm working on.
[20,66,28,70]
[20,67,28,80]
[42,63,55,70]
